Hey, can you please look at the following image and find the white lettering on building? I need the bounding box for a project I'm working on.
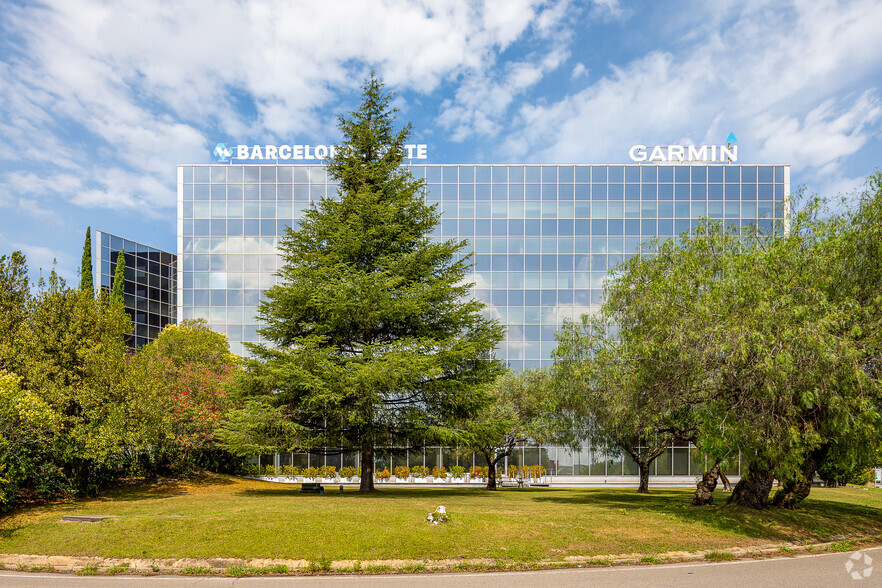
[226,143,429,161]
[628,144,738,163]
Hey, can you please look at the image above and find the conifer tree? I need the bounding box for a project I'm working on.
[80,227,93,297]
[248,74,505,492]
[111,249,126,303]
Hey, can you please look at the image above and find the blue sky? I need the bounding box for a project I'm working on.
[1,0,880,284]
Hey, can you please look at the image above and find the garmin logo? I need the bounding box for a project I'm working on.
[214,143,429,161]
[629,133,738,163]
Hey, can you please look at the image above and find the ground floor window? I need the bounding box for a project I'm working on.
[252,443,741,477]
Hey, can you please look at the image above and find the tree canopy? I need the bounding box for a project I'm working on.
[551,178,882,507]
[244,74,505,492]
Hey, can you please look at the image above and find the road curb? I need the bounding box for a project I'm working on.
[1,536,880,576]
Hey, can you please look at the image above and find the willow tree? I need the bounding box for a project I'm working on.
[248,74,504,492]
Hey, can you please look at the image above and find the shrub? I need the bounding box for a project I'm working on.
[242,464,260,477]
[705,552,736,562]
[281,465,301,477]
[306,556,332,573]
[303,466,318,478]
[849,467,874,486]
[393,465,411,479]
[263,465,278,476]
[411,465,429,478]
[376,467,391,480]
[469,466,485,478]
[319,465,337,478]
[339,466,358,478]
[450,465,465,479]
[431,466,447,477]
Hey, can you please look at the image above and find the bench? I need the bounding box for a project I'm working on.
[498,476,524,488]
[301,483,324,495]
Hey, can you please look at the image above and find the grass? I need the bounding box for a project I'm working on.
[179,566,212,575]
[830,539,857,552]
[704,551,737,561]
[1,474,880,565]
[105,562,130,575]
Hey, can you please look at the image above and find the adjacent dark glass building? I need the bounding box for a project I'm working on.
[95,231,177,348]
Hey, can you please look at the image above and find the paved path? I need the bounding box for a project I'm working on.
[1,546,879,587]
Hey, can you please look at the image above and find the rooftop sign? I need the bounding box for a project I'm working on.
[629,133,738,163]
[213,143,428,163]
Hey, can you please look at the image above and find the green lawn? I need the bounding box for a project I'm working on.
[1,475,880,563]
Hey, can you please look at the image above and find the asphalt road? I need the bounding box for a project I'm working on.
[0,546,879,587]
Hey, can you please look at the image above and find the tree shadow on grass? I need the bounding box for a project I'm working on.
[238,486,490,499]
[28,475,242,512]
[99,474,239,503]
[0,524,23,539]
[529,489,882,543]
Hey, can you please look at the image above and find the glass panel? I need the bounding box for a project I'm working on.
[540,447,554,475]
[408,448,424,469]
[576,448,591,475]
[589,449,606,475]
[690,447,705,475]
[606,452,623,476]
[425,447,439,471]
[557,448,574,475]
[655,448,673,475]
[673,447,690,475]
[623,453,639,475]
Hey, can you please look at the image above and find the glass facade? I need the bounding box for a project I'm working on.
[177,163,789,363]
[95,231,177,348]
[256,441,742,480]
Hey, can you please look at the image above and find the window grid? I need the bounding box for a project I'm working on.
[96,231,177,349]
[179,164,787,362]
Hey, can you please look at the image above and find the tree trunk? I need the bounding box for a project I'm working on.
[719,472,732,492]
[622,442,665,494]
[637,460,650,493]
[692,462,721,506]
[771,446,828,509]
[359,442,375,493]
[727,462,773,508]
[484,452,498,491]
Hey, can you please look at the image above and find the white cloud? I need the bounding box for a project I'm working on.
[438,46,571,141]
[0,0,574,216]
[753,91,881,174]
[10,242,76,284]
[17,198,62,224]
[4,172,84,196]
[501,0,882,184]
[590,0,625,19]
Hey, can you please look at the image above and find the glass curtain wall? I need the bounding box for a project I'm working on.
[178,164,787,362]
[96,230,177,348]
[179,162,785,478]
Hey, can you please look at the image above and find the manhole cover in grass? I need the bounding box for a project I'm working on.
[61,515,118,523]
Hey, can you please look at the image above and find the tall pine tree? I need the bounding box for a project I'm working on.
[111,249,126,303]
[248,74,505,492]
[80,227,93,297]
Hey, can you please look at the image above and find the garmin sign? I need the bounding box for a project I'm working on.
[212,142,428,163]
[629,133,738,163]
